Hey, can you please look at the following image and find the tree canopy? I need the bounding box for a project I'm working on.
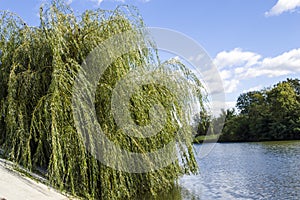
[0,1,205,199]
[219,78,300,142]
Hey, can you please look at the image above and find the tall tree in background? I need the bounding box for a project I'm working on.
[220,78,300,142]
[267,81,300,139]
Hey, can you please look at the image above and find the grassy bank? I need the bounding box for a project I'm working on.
[193,134,220,143]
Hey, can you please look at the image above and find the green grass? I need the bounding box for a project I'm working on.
[193,134,220,143]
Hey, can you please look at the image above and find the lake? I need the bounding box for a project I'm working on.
[175,141,300,199]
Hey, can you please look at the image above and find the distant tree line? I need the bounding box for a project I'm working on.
[220,78,300,142]
[194,78,300,142]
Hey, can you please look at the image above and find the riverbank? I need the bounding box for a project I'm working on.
[0,158,71,200]
[193,134,220,143]
[193,134,300,144]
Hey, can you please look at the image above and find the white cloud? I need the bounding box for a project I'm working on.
[210,101,236,116]
[265,0,300,16]
[242,85,263,93]
[262,48,300,70]
[225,101,236,109]
[241,48,300,79]
[214,48,300,94]
[214,48,261,69]
[89,0,104,6]
[219,69,232,80]
[223,79,239,93]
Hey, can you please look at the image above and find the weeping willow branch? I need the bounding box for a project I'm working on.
[0,1,206,199]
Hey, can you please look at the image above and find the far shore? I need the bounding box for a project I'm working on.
[193,135,300,144]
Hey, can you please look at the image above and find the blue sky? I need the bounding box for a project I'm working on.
[1,0,300,109]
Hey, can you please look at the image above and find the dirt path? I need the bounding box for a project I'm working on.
[0,159,69,200]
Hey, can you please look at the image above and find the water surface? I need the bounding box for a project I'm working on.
[178,141,300,200]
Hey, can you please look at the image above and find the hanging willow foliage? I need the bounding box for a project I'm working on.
[0,1,206,199]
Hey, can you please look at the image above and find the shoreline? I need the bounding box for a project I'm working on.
[0,158,72,200]
[193,137,300,144]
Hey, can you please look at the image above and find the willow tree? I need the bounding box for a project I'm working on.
[0,1,205,199]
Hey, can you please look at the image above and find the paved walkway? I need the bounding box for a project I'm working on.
[0,159,69,200]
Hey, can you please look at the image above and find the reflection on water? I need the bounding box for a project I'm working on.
[139,185,198,200]
[177,141,300,200]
